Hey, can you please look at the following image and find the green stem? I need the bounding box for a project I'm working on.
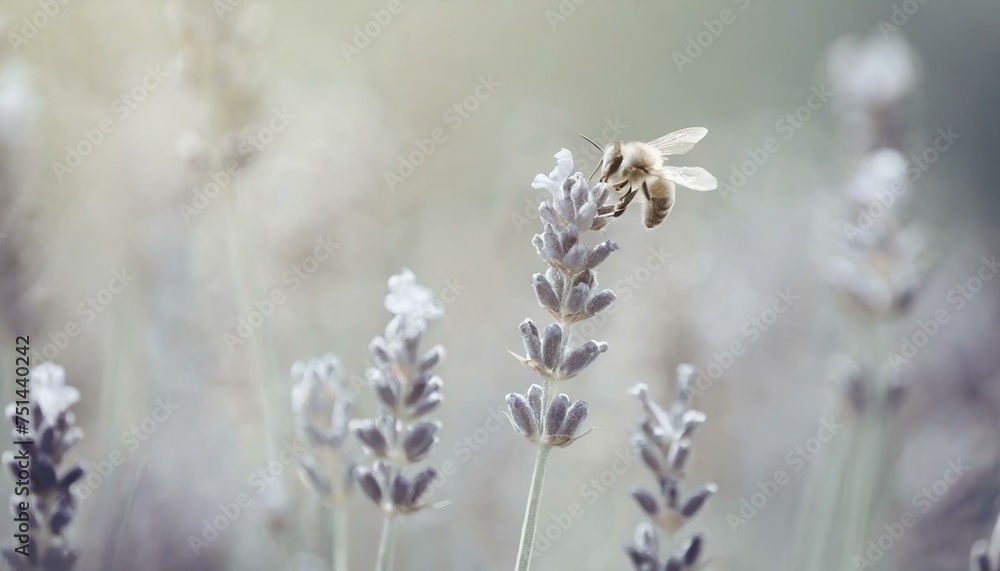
[515,443,551,571]
[375,515,396,571]
[332,504,348,571]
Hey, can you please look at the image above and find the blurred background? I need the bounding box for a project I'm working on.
[0,0,998,570]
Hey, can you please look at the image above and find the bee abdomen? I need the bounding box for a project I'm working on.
[643,195,674,228]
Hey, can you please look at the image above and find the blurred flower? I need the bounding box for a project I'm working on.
[828,34,918,112]
[27,362,80,426]
[291,354,354,505]
[384,268,443,325]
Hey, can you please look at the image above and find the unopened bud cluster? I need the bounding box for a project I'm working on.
[2,362,85,570]
[624,365,716,571]
[290,354,355,504]
[506,150,618,447]
[353,269,445,515]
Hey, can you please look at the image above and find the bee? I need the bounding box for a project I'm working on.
[582,127,717,228]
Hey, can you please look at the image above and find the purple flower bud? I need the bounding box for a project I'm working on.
[683,535,703,566]
[538,201,559,227]
[662,476,679,508]
[566,283,589,314]
[390,474,411,507]
[561,244,586,272]
[586,289,616,314]
[533,274,561,312]
[419,345,445,372]
[681,483,717,518]
[519,319,543,362]
[558,400,589,437]
[355,467,383,505]
[545,394,570,436]
[403,422,439,462]
[526,384,543,420]
[353,420,389,456]
[506,393,537,438]
[631,488,659,517]
[409,467,437,506]
[664,555,684,571]
[411,392,442,417]
[585,240,619,269]
[559,340,607,377]
[541,324,563,370]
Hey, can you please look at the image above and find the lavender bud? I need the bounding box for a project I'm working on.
[353,420,389,456]
[369,338,390,367]
[409,467,437,505]
[668,441,690,472]
[586,289,616,314]
[683,535,703,566]
[406,374,430,406]
[970,539,990,571]
[561,243,586,272]
[570,177,588,210]
[369,370,400,409]
[558,399,589,437]
[681,483,717,518]
[545,394,570,435]
[576,202,597,231]
[559,340,608,377]
[411,392,442,417]
[631,488,659,517]
[526,384,543,419]
[542,225,562,260]
[662,477,680,508]
[533,274,561,312]
[299,461,333,496]
[419,345,445,372]
[664,555,684,571]
[519,320,542,363]
[560,224,579,253]
[355,467,383,505]
[623,545,657,569]
[545,267,565,298]
[58,465,85,490]
[585,240,619,269]
[639,442,664,475]
[538,201,559,227]
[403,422,439,462]
[541,324,564,370]
[566,283,589,314]
[390,474,411,507]
[506,393,537,438]
[634,522,658,554]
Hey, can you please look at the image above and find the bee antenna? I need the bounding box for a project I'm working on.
[579,134,603,152]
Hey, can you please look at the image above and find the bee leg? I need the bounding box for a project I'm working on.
[606,187,638,218]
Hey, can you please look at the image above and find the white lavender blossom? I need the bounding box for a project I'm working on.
[291,354,355,504]
[353,269,446,517]
[2,363,85,570]
[624,365,716,571]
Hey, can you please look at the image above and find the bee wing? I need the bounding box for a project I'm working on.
[658,166,717,191]
[647,127,708,156]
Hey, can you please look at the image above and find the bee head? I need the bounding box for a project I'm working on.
[599,141,623,183]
